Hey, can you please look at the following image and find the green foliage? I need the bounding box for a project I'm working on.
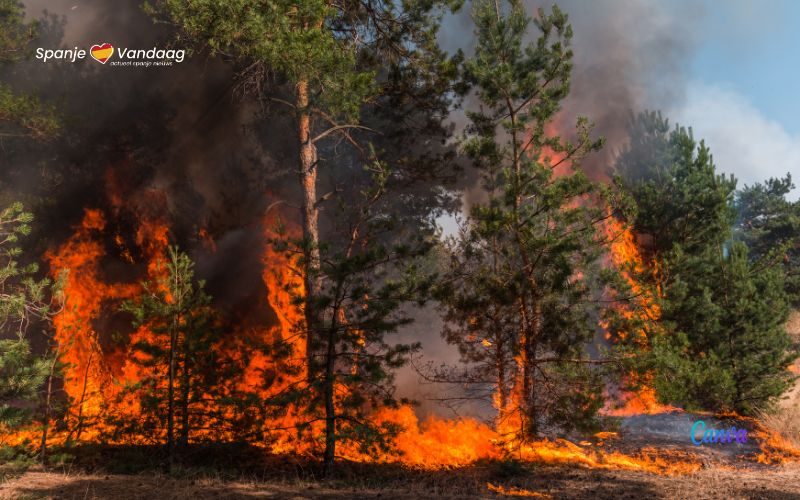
[0,0,33,63]
[270,153,433,460]
[0,339,47,429]
[0,444,37,482]
[617,111,797,415]
[436,1,624,438]
[0,0,59,140]
[0,84,60,140]
[149,0,375,119]
[652,243,796,414]
[616,110,737,258]
[735,174,800,306]
[0,203,60,431]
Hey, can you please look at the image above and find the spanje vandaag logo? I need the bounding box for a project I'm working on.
[90,43,114,64]
[36,43,185,67]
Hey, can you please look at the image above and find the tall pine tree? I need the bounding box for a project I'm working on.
[438,1,625,441]
[270,152,434,473]
[145,0,461,397]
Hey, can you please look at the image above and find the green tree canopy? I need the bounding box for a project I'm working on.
[0,0,59,140]
[735,174,800,306]
[616,111,797,415]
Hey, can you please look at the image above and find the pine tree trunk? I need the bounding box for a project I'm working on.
[494,321,508,417]
[517,299,533,437]
[296,79,322,378]
[179,349,190,447]
[167,321,177,471]
[39,344,60,465]
[322,323,337,476]
[524,305,539,437]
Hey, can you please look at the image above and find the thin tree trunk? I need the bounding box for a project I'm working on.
[179,349,190,447]
[296,79,322,379]
[493,317,508,417]
[525,302,540,436]
[72,346,94,443]
[517,299,533,437]
[322,322,337,476]
[506,94,541,439]
[40,343,60,465]
[167,320,177,471]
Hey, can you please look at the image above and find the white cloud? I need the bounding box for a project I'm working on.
[668,82,800,200]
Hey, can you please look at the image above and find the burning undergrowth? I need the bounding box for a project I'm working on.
[4,161,781,477]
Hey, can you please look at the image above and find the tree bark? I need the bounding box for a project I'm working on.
[167,319,177,471]
[322,322,337,476]
[179,348,190,447]
[296,79,322,378]
[39,343,60,465]
[493,318,508,417]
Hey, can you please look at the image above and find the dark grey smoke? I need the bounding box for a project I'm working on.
[552,0,694,177]
[3,0,295,331]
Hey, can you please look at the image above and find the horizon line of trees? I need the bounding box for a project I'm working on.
[0,0,798,476]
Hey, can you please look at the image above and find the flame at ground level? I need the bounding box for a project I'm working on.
[342,406,703,475]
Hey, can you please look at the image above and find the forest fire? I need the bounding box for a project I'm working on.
[5,3,800,498]
[0,121,790,490]
[6,188,710,477]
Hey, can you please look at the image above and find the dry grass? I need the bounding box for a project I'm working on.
[758,404,800,450]
[755,310,800,449]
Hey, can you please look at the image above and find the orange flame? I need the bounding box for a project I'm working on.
[601,216,678,416]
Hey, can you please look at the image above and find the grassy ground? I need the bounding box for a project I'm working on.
[3,462,800,499]
[759,311,800,450]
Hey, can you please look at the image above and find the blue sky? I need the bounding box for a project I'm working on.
[666,0,800,198]
[686,1,800,135]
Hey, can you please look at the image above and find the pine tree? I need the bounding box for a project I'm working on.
[616,111,797,414]
[650,243,796,414]
[118,246,216,469]
[615,111,736,260]
[0,3,61,462]
[437,1,625,441]
[735,174,800,307]
[0,0,59,140]
[271,153,433,474]
[146,0,462,473]
[0,203,58,432]
[145,0,461,393]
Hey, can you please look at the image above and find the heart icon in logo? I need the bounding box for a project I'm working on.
[90,43,114,64]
